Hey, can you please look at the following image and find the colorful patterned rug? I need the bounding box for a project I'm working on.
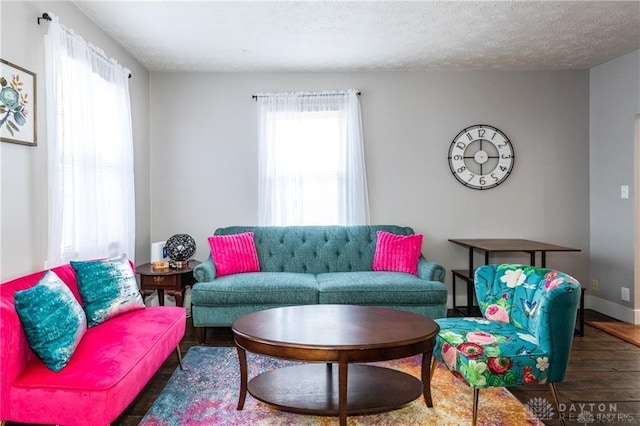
[140,346,542,425]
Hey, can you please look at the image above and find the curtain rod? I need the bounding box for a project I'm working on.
[38,13,132,79]
[252,91,361,100]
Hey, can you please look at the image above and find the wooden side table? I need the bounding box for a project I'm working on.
[136,260,200,307]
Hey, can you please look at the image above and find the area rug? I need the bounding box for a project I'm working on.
[140,346,542,425]
[587,321,640,347]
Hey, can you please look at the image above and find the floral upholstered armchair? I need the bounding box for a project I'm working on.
[432,264,581,425]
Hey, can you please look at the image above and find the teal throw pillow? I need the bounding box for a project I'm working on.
[71,254,145,327]
[14,270,87,372]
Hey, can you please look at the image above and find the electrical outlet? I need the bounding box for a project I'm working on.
[621,287,630,302]
[621,185,629,199]
[592,279,599,292]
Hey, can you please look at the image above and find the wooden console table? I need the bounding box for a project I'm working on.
[448,238,584,336]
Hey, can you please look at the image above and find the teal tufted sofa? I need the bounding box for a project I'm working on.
[191,225,447,342]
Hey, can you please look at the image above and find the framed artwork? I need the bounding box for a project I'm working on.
[0,59,37,146]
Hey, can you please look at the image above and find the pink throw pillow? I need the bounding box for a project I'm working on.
[372,231,423,275]
[208,232,260,277]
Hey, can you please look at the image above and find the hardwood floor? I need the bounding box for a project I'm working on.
[509,310,640,426]
[110,309,640,426]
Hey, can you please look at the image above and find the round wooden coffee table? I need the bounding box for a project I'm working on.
[232,304,440,426]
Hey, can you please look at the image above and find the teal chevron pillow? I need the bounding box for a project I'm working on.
[71,254,145,327]
[15,270,87,372]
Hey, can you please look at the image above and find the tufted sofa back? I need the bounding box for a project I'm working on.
[213,225,417,275]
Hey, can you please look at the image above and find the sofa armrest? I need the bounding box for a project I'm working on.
[193,260,216,282]
[417,257,446,283]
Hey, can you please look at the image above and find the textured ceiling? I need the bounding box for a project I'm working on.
[72,1,640,72]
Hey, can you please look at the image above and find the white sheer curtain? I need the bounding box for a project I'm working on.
[257,90,370,226]
[45,13,135,267]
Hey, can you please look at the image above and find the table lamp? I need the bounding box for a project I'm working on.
[165,234,196,268]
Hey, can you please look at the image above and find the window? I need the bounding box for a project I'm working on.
[257,90,369,226]
[45,14,135,267]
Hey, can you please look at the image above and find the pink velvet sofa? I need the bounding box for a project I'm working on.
[0,263,186,425]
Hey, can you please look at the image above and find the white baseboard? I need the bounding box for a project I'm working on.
[584,294,640,324]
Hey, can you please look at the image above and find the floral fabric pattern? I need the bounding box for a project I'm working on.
[434,264,581,389]
[475,264,580,333]
[434,317,548,388]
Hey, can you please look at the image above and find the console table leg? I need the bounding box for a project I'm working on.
[339,357,348,426]
[466,279,474,316]
[576,288,586,336]
[236,346,248,410]
[172,290,184,307]
[422,352,433,407]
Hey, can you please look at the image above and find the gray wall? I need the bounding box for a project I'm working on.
[590,50,640,322]
[3,1,612,316]
[0,1,151,281]
[150,71,591,307]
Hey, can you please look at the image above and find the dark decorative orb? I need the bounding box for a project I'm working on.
[165,234,196,262]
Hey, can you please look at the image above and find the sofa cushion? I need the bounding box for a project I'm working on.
[317,271,447,305]
[372,230,423,275]
[14,271,87,372]
[71,254,145,327]
[1,264,84,420]
[9,306,186,426]
[191,272,318,305]
[434,317,549,388]
[208,232,260,277]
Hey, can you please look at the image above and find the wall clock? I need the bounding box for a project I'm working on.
[448,124,515,190]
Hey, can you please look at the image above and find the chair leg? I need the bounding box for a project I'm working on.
[176,345,185,370]
[549,383,565,425]
[472,388,479,426]
[432,356,480,425]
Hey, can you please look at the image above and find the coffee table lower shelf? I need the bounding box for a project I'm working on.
[248,363,422,415]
